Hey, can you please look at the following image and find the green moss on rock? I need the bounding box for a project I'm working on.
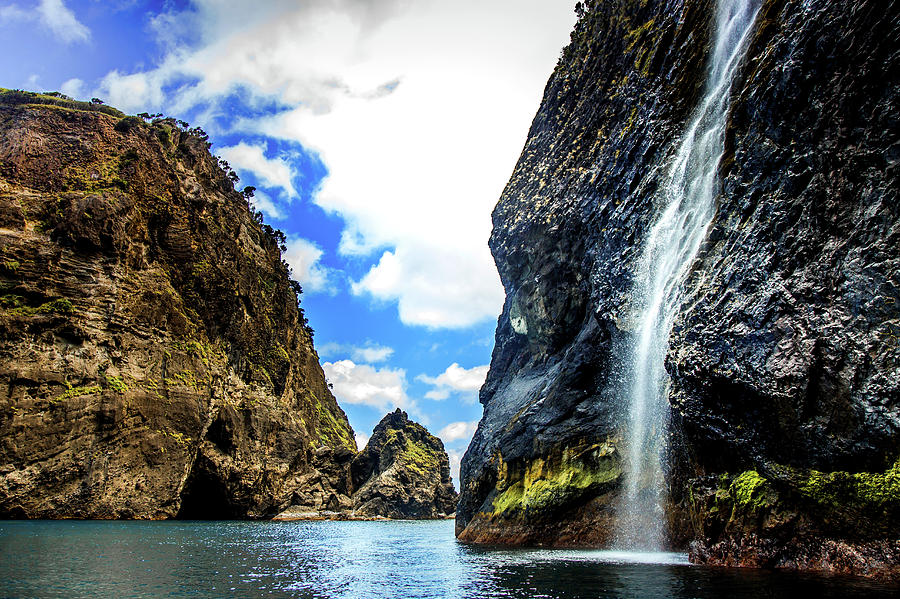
[730,470,773,511]
[798,459,900,512]
[489,443,621,517]
[52,384,102,404]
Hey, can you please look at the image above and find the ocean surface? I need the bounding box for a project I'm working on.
[0,520,895,598]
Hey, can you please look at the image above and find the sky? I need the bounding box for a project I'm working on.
[0,0,577,486]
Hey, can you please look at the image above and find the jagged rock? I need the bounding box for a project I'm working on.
[350,409,457,519]
[0,91,356,519]
[456,0,899,579]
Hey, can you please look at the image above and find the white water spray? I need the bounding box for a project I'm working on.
[613,0,760,550]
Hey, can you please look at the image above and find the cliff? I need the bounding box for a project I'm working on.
[350,409,457,519]
[0,90,356,519]
[457,0,899,579]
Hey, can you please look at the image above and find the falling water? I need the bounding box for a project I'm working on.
[612,0,760,550]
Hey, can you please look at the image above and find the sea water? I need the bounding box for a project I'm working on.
[0,520,895,598]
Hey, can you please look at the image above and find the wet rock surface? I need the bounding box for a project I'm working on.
[457,0,899,578]
[0,92,356,519]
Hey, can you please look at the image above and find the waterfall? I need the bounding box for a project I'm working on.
[612,0,760,551]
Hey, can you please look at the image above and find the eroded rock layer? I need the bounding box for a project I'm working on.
[0,91,355,519]
[457,0,899,579]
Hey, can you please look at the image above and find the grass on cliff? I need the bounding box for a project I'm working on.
[1,295,74,317]
[0,89,125,118]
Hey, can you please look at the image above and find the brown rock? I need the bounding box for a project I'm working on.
[0,92,355,519]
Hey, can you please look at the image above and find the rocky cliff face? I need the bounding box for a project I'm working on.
[350,409,457,519]
[0,90,356,519]
[457,0,899,579]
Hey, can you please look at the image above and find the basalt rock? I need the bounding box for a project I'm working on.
[0,90,356,519]
[350,409,457,519]
[457,0,900,579]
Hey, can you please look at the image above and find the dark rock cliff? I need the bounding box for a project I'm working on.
[0,90,356,519]
[349,409,457,519]
[457,0,899,579]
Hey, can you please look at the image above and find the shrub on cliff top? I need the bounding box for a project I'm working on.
[0,88,125,118]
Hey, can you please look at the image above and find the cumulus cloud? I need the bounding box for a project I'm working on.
[447,449,464,489]
[216,142,297,199]
[438,421,479,444]
[319,342,394,364]
[0,6,29,21]
[98,68,167,112]
[282,237,335,294]
[247,189,285,221]
[354,432,370,450]
[59,77,85,99]
[38,0,89,43]
[92,0,575,329]
[323,359,418,416]
[418,363,489,402]
[1,1,90,44]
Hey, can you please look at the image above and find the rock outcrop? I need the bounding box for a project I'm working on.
[0,90,356,519]
[350,409,457,519]
[457,0,899,579]
[274,409,458,520]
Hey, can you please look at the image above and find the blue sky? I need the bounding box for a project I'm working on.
[0,0,576,485]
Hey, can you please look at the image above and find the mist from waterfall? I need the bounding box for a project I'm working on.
[612,0,760,551]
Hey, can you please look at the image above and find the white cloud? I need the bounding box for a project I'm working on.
[0,6,29,21]
[438,421,478,444]
[216,141,297,198]
[354,432,370,450]
[322,359,415,414]
[418,363,489,402]
[2,1,91,44]
[37,0,89,43]
[282,237,334,294]
[92,0,575,329]
[59,77,85,99]
[352,344,394,363]
[350,245,503,329]
[447,449,464,490]
[247,189,285,220]
[318,341,394,363]
[98,68,167,112]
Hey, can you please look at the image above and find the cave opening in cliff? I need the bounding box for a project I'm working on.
[177,459,240,519]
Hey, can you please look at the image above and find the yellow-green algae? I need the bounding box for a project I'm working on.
[490,442,621,516]
[51,384,102,404]
[2,296,74,316]
[105,375,128,394]
[798,459,900,510]
[401,437,441,476]
[312,394,355,451]
[730,470,772,510]
[719,460,900,524]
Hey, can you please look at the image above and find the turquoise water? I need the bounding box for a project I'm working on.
[0,520,895,598]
